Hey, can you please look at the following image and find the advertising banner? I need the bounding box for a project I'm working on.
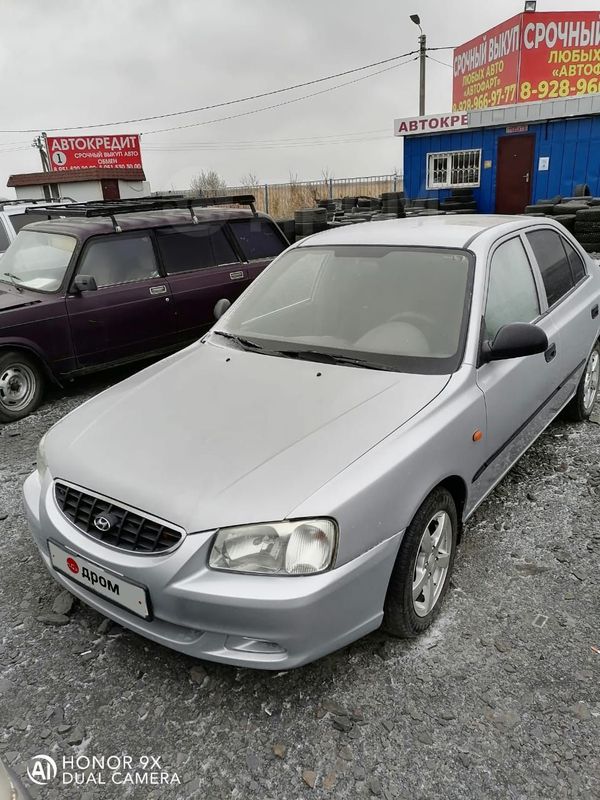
[453,10,600,110]
[452,15,521,111]
[46,134,142,171]
[519,11,600,103]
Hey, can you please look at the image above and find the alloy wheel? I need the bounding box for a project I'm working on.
[583,350,600,413]
[412,510,453,618]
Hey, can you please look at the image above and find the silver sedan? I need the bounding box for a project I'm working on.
[24,215,600,668]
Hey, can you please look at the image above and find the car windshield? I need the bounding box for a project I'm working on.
[216,245,474,374]
[0,230,77,292]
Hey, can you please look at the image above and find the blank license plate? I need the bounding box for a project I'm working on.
[48,540,151,619]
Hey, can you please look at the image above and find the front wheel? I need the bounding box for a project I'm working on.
[383,487,457,638]
[0,351,44,422]
[564,342,600,422]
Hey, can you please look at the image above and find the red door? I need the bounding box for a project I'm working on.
[101,179,120,201]
[495,134,535,214]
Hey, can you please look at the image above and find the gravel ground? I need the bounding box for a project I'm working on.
[0,370,599,800]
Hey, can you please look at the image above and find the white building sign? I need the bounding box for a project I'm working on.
[394,113,470,137]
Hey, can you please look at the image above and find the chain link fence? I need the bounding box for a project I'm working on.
[198,174,403,218]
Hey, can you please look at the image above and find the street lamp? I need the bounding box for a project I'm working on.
[410,14,426,116]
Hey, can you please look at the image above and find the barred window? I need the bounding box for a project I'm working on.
[427,150,481,189]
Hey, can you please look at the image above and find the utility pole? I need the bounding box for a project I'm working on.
[410,14,426,116]
[418,33,426,116]
[32,132,50,172]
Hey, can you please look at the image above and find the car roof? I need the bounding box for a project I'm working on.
[18,206,265,240]
[296,214,552,250]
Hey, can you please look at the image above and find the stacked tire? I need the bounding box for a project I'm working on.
[574,207,600,253]
[294,207,328,239]
[380,192,406,217]
[276,218,296,244]
[440,188,477,214]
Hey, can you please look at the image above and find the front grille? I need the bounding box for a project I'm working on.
[54,482,183,554]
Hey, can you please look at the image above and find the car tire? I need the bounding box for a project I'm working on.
[0,350,44,422]
[383,486,457,638]
[574,183,591,197]
[564,342,600,422]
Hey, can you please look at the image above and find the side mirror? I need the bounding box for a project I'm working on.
[481,322,548,364]
[214,298,231,320]
[71,274,98,294]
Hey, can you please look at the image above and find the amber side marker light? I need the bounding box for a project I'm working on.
[472,430,483,442]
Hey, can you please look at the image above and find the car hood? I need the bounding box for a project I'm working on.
[0,285,42,311]
[46,342,450,532]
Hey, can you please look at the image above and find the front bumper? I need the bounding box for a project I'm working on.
[23,471,402,669]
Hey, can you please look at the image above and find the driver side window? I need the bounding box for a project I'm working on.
[484,237,540,340]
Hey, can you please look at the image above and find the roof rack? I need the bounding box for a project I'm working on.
[25,195,258,232]
[0,196,75,211]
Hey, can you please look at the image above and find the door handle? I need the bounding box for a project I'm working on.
[149,285,167,296]
[544,342,557,362]
[523,172,530,184]
[229,270,245,281]
[592,304,599,319]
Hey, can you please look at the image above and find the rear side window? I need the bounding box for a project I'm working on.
[0,220,10,253]
[484,237,540,340]
[526,229,574,306]
[156,223,239,274]
[78,235,159,287]
[229,218,287,261]
[8,212,48,234]
[562,238,586,283]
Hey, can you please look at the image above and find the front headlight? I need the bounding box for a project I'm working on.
[209,519,338,575]
[36,434,48,475]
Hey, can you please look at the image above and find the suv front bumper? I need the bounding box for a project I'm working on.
[23,471,402,669]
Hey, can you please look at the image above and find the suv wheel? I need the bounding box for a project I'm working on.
[564,342,600,422]
[0,351,44,422]
[383,487,457,638]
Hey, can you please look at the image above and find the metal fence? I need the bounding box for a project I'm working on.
[200,174,403,219]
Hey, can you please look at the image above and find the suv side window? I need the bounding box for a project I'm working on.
[526,229,575,307]
[562,237,586,283]
[229,218,287,261]
[0,219,10,253]
[155,223,239,274]
[484,237,540,340]
[78,234,159,287]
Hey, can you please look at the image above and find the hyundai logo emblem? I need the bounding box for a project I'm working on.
[94,515,112,532]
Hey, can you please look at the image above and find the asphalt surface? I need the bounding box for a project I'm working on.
[0,368,599,800]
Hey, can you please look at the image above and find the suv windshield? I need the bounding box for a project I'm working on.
[216,245,474,374]
[0,230,76,292]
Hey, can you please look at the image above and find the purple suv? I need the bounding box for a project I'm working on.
[0,196,288,421]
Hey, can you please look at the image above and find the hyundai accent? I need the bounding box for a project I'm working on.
[24,215,600,669]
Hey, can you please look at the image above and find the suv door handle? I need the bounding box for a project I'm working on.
[545,342,557,363]
[149,285,167,296]
[592,304,599,319]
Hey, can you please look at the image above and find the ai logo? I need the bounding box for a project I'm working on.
[26,754,58,785]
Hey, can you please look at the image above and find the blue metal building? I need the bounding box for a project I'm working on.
[402,95,600,214]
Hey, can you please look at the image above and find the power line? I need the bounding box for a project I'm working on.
[426,54,452,68]
[0,50,421,134]
[143,57,419,136]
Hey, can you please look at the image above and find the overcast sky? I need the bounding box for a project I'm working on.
[1,0,599,195]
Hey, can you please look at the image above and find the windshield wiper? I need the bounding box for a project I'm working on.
[275,348,394,371]
[0,273,23,292]
[211,330,264,351]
